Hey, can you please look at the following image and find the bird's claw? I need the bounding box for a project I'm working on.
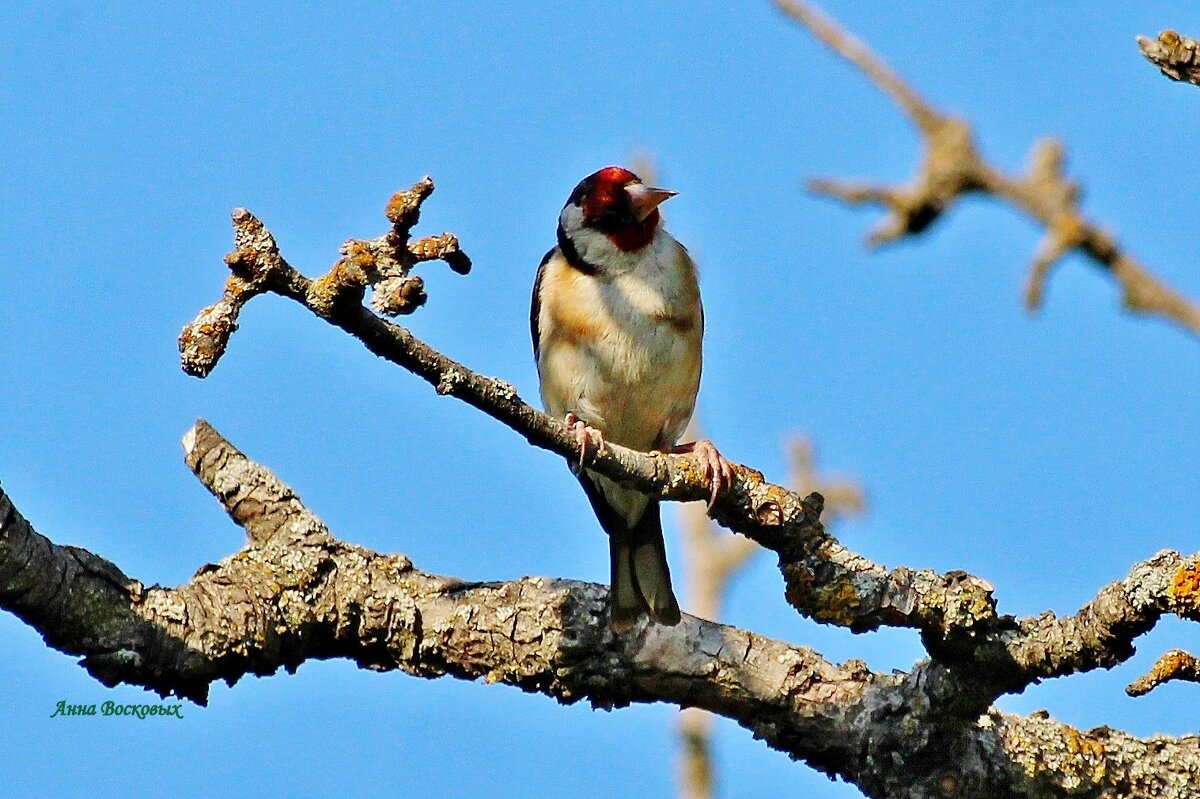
[673,438,734,513]
[564,413,605,472]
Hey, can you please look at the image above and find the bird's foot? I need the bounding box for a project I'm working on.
[672,438,734,512]
[564,413,605,472]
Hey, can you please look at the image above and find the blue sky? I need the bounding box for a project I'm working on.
[2,3,1198,797]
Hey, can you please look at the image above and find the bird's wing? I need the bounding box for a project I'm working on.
[530,247,556,367]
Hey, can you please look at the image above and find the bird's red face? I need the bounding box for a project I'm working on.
[565,166,676,252]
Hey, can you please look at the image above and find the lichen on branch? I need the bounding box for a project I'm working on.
[5,420,1200,796]
[179,177,471,377]
[1138,30,1200,87]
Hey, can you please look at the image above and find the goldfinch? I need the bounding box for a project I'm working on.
[531,166,732,632]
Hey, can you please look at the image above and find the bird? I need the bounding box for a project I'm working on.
[531,165,733,632]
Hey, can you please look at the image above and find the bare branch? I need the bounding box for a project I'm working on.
[7,419,1200,791]
[777,0,1200,337]
[164,178,1200,796]
[1138,30,1200,87]
[0,422,875,768]
[1000,551,1200,689]
[1127,649,1200,697]
[676,432,866,799]
[770,0,941,135]
[178,185,1020,656]
[5,421,1200,796]
[174,183,1200,711]
[0,484,214,701]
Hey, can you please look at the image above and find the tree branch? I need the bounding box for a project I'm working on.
[177,182,1016,657]
[171,181,1200,712]
[0,421,875,771]
[1127,649,1200,697]
[777,0,1200,337]
[3,422,1200,796]
[1137,30,1200,87]
[676,433,866,799]
[0,5,1194,794]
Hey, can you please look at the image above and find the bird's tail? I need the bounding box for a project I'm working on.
[581,474,681,631]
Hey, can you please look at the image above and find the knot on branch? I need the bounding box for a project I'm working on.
[308,258,368,317]
[924,570,1000,643]
[372,276,427,316]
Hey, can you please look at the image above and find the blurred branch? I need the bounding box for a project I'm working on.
[676,428,760,799]
[777,0,1200,337]
[786,436,866,526]
[676,432,865,799]
[1137,30,1200,87]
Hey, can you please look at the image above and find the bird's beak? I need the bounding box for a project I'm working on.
[627,184,677,221]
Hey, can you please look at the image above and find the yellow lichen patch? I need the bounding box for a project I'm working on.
[1169,564,1200,617]
[962,588,996,622]
[343,240,377,271]
[807,580,862,626]
[307,259,366,316]
[1064,728,1107,783]
[409,232,459,261]
[1154,649,1193,679]
[385,178,434,225]
[385,192,416,223]
[1014,724,1107,790]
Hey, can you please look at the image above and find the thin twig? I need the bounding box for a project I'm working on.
[1127,649,1200,697]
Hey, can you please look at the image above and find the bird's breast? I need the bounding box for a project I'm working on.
[537,241,702,451]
